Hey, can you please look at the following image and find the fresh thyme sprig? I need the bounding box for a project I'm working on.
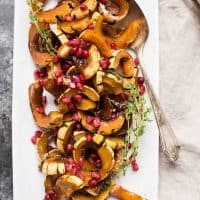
[120,82,151,174]
[27,0,57,56]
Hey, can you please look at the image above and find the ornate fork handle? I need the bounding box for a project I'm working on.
[138,52,180,162]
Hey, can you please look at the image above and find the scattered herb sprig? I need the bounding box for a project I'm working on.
[27,0,57,56]
[120,82,151,175]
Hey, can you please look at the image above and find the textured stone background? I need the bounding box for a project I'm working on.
[0,0,200,199]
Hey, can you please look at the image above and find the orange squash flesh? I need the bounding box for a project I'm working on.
[28,25,52,67]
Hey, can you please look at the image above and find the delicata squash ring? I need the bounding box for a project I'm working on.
[28,25,52,67]
[29,82,63,129]
[98,0,129,23]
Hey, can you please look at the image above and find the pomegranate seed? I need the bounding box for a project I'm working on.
[75,163,82,171]
[54,69,62,78]
[65,15,73,22]
[79,74,85,83]
[75,48,83,58]
[100,0,108,4]
[31,135,37,144]
[52,56,59,63]
[86,116,94,124]
[90,153,97,160]
[71,75,80,83]
[44,194,51,200]
[39,79,46,87]
[94,159,101,167]
[81,41,91,49]
[93,117,101,128]
[36,107,44,114]
[76,171,85,180]
[91,171,100,180]
[88,23,94,29]
[48,189,56,199]
[119,93,128,101]
[72,113,81,121]
[62,63,70,70]
[100,58,110,70]
[68,38,81,47]
[69,82,76,89]
[65,163,73,172]
[56,77,63,85]
[86,133,93,141]
[68,158,74,165]
[88,179,97,186]
[76,82,84,90]
[82,50,89,59]
[110,43,118,50]
[79,157,84,165]
[39,68,46,78]
[111,113,117,119]
[73,94,83,102]
[67,34,74,40]
[62,96,71,104]
[45,23,50,29]
[34,70,40,80]
[134,58,139,65]
[75,123,82,130]
[138,77,145,85]
[131,159,139,171]
[66,144,73,154]
[68,102,77,112]
[72,167,78,175]
[70,47,78,55]
[80,3,88,10]
[139,85,145,95]
[35,130,42,138]
[42,96,47,106]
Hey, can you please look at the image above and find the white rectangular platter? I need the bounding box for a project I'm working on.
[12,0,159,199]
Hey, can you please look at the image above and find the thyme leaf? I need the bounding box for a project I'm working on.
[121,82,151,174]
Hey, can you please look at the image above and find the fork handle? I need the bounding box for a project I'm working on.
[138,55,180,162]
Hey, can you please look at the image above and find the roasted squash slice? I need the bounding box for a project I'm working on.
[98,145,115,180]
[36,131,53,160]
[98,0,129,23]
[60,17,91,34]
[76,98,97,111]
[44,78,66,98]
[109,49,135,77]
[79,111,96,132]
[71,0,97,20]
[29,82,63,129]
[98,115,125,135]
[42,157,66,175]
[59,85,100,102]
[58,86,99,113]
[80,12,112,57]
[93,71,104,93]
[110,184,147,200]
[73,136,97,171]
[44,175,59,193]
[50,24,71,58]
[104,137,124,149]
[94,71,123,95]
[79,45,101,80]
[57,121,75,152]
[37,1,73,23]
[73,130,86,141]
[55,175,84,198]
[28,25,52,67]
